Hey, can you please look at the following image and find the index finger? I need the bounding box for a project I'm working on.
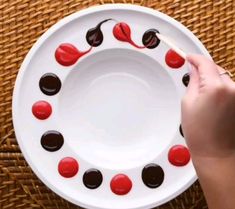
[187,54,220,82]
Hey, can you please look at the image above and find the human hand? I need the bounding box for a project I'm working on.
[181,55,235,159]
[181,55,235,209]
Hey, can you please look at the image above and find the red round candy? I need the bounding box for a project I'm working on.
[58,157,79,178]
[165,49,185,68]
[110,174,132,195]
[168,145,190,166]
[32,101,52,120]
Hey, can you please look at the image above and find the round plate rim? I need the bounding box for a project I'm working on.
[12,4,210,209]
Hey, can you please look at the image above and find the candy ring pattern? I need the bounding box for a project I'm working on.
[32,19,190,195]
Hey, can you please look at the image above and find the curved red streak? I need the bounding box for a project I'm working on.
[128,39,146,49]
[79,46,92,57]
[118,22,146,49]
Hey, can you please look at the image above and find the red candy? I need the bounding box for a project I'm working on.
[32,101,52,120]
[165,49,185,68]
[168,145,190,166]
[113,22,144,49]
[110,174,132,195]
[58,157,79,178]
[55,43,91,66]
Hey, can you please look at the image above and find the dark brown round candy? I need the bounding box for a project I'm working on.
[39,73,61,96]
[182,73,190,86]
[83,168,103,189]
[142,29,160,49]
[41,130,64,152]
[142,163,164,188]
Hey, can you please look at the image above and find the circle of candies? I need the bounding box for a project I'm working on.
[32,19,191,195]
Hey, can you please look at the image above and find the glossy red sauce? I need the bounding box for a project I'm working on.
[32,100,52,120]
[168,145,190,166]
[110,174,132,195]
[165,49,185,68]
[55,43,91,66]
[113,22,145,49]
[58,157,79,178]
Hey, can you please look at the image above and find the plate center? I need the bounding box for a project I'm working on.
[58,49,180,169]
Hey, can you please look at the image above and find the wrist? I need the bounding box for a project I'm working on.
[191,154,235,175]
[192,154,235,209]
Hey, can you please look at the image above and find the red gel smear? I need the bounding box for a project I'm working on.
[113,22,145,49]
[32,101,52,120]
[58,157,79,178]
[55,43,91,66]
[110,174,132,195]
[168,145,190,166]
[165,49,185,68]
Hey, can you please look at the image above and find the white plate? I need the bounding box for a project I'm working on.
[13,4,210,209]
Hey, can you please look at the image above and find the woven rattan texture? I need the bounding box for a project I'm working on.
[1,0,235,208]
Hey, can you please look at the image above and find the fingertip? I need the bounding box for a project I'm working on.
[186,54,206,67]
[186,55,198,68]
[187,54,218,77]
[186,54,193,62]
[186,54,196,60]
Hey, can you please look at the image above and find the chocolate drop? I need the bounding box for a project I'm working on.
[83,168,103,189]
[142,163,164,188]
[86,19,111,47]
[179,125,184,137]
[142,29,160,49]
[182,73,190,86]
[41,130,64,152]
[39,73,61,96]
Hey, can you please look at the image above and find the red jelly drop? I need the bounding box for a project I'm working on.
[55,43,79,66]
[55,43,92,66]
[32,101,52,120]
[168,145,190,166]
[58,157,79,178]
[113,22,132,42]
[165,49,185,68]
[110,174,132,195]
[113,22,144,49]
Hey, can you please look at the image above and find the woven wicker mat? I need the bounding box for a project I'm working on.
[1,0,235,208]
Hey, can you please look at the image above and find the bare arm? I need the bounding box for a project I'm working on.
[193,155,235,209]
